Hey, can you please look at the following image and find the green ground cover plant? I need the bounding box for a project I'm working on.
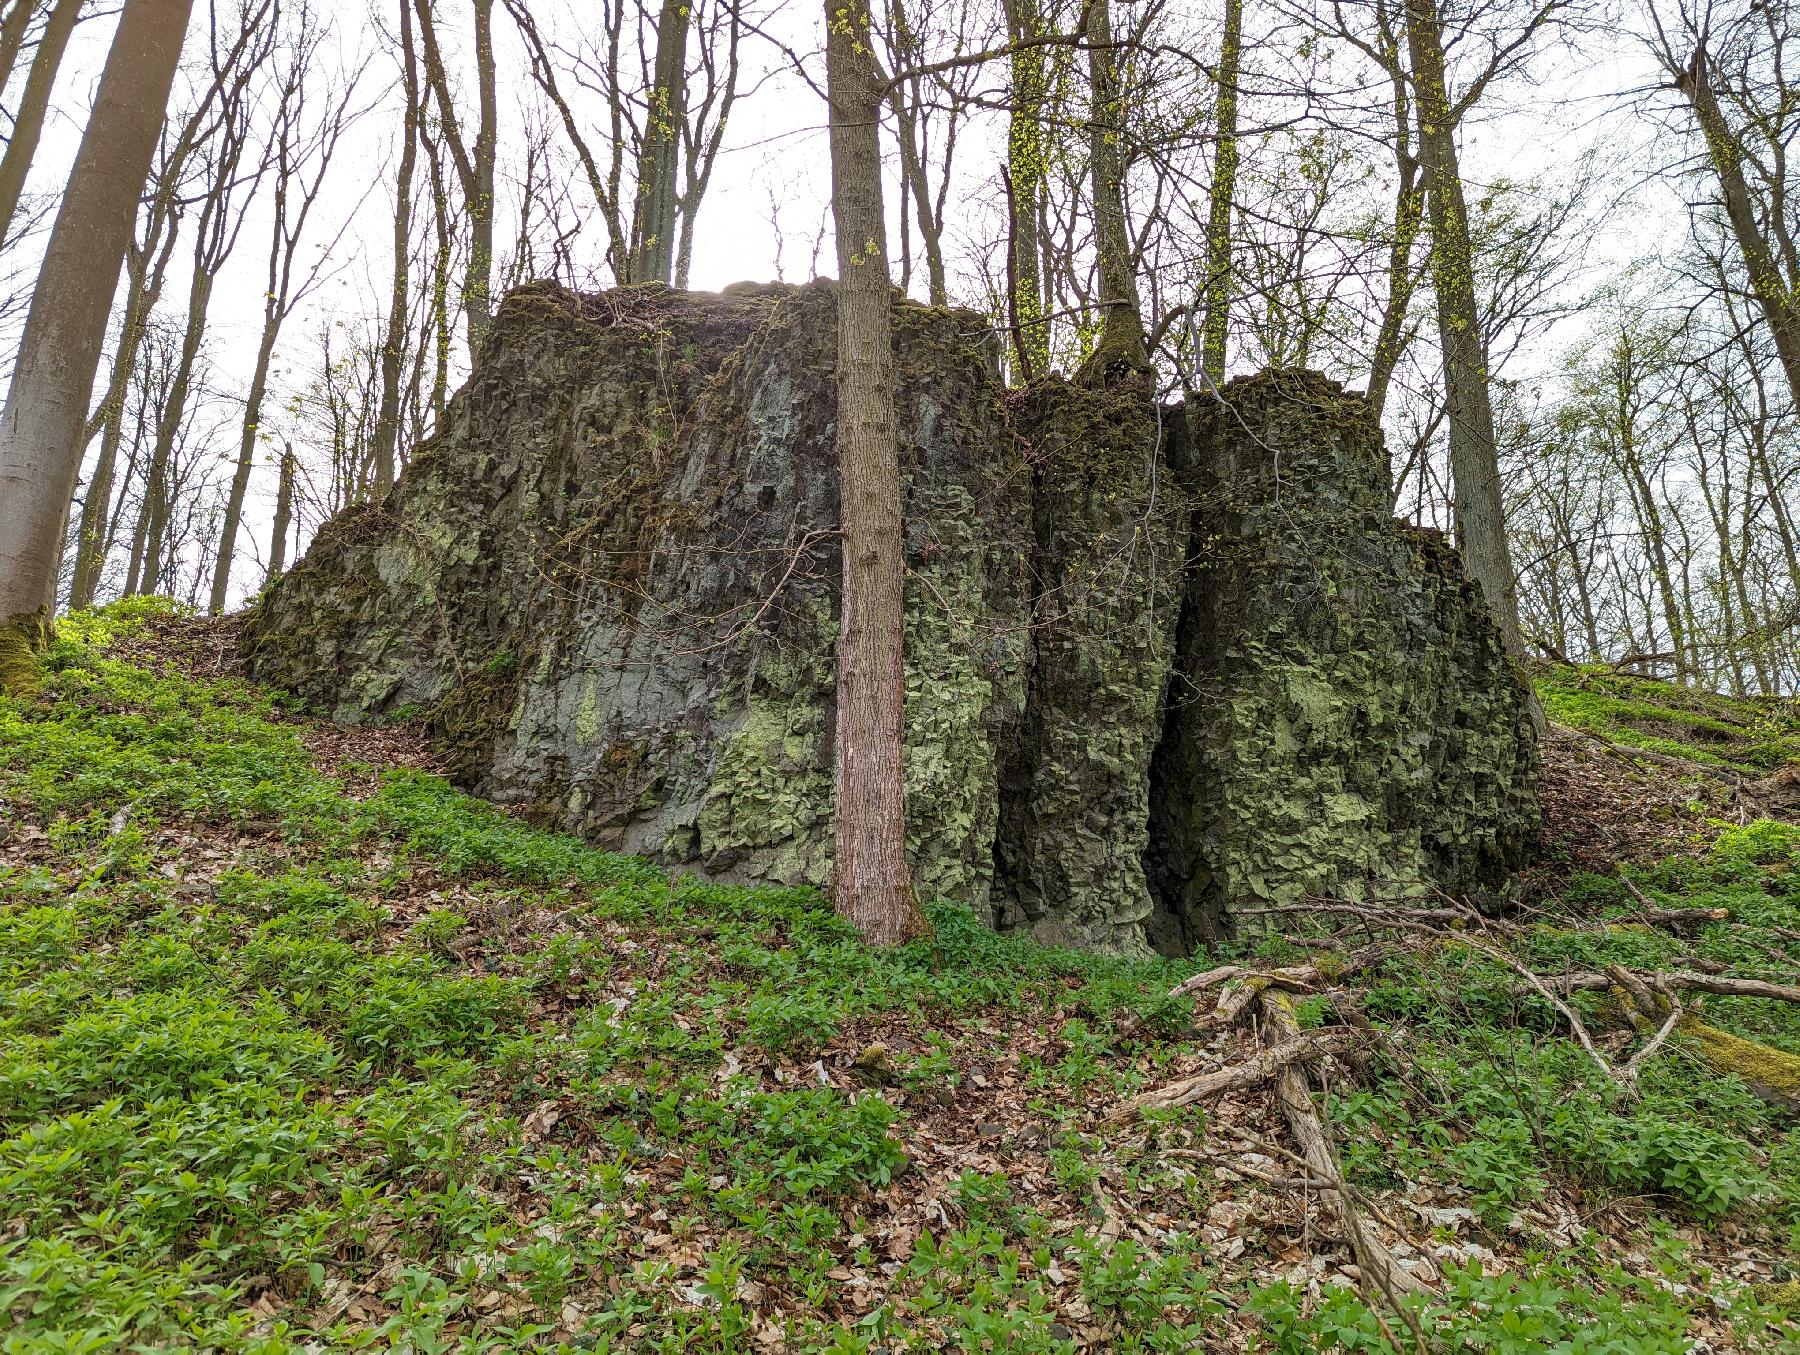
[0,606,1796,1351]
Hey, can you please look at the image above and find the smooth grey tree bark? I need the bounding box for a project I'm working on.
[0,0,195,634]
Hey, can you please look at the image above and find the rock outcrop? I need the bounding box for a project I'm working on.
[1144,372,1541,949]
[244,281,1539,954]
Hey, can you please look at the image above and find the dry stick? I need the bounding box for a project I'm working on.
[1553,971,1800,1004]
[1169,963,1254,999]
[1212,976,1268,1026]
[1617,872,1732,928]
[1621,991,1685,1083]
[1255,986,1433,1345]
[1105,1027,1361,1122]
[1452,934,1621,1085]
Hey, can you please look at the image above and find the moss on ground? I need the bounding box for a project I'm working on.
[1538,665,1800,775]
[0,610,50,699]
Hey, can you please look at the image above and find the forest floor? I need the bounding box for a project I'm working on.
[4,600,1800,1352]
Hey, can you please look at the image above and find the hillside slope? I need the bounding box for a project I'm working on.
[2,605,1799,1352]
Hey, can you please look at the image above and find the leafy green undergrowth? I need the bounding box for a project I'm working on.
[0,604,1795,1352]
[1538,664,1800,774]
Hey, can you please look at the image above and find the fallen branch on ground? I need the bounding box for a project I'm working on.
[1105,1027,1362,1122]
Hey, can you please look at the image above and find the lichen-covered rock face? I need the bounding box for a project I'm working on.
[993,383,1192,956]
[245,285,1539,954]
[1144,370,1542,949]
[243,281,1033,906]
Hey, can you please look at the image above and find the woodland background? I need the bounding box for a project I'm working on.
[0,0,1795,691]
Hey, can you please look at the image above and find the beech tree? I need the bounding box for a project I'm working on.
[0,0,83,249]
[0,0,195,665]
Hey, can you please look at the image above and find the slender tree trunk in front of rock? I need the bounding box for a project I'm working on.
[825,0,927,948]
[0,0,195,630]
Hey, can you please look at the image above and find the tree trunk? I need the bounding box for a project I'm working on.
[207,304,280,613]
[0,0,83,249]
[630,0,688,285]
[373,0,420,493]
[70,217,179,608]
[1676,45,1800,408]
[0,0,194,623]
[1199,0,1242,387]
[1004,0,1048,377]
[1079,0,1147,379]
[1365,8,1424,422]
[1405,0,1524,660]
[268,441,295,576]
[0,0,35,92]
[139,272,210,597]
[414,0,497,352]
[883,0,946,306]
[825,0,926,947]
[467,0,496,350]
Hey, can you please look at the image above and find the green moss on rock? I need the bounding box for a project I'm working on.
[1145,371,1540,946]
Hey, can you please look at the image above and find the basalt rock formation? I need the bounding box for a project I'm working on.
[243,280,1539,954]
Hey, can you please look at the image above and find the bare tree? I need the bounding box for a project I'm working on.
[0,0,195,645]
[629,0,688,283]
[1198,0,1242,385]
[366,0,423,497]
[0,0,82,249]
[130,2,274,599]
[1647,0,1800,408]
[210,3,364,613]
[414,0,496,350]
[1079,0,1147,377]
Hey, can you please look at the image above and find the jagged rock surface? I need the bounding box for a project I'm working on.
[994,384,1192,953]
[244,283,1540,954]
[1145,371,1541,947]
[244,282,1033,906]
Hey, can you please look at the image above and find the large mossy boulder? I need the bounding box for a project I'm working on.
[244,283,1539,953]
[1144,371,1541,947]
[993,383,1193,953]
[244,281,1033,907]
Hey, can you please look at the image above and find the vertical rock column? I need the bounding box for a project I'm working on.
[1145,371,1540,946]
[994,383,1193,955]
